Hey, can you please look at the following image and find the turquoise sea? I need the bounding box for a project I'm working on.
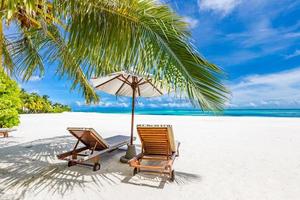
[73,107,300,118]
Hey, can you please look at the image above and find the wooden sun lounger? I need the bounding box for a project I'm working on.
[57,127,131,171]
[128,125,180,181]
[0,128,16,138]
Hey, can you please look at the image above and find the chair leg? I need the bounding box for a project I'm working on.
[133,167,138,175]
[170,170,175,182]
[92,155,101,171]
[93,163,101,171]
[1,132,8,137]
[68,161,75,167]
[71,153,77,159]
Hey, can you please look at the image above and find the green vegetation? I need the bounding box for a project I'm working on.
[0,69,22,128]
[19,90,71,114]
[0,0,228,111]
[0,69,70,128]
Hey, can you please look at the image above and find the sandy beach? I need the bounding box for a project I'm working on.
[0,112,300,200]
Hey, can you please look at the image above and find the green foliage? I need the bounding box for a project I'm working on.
[0,68,69,128]
[51,103,72,113]
[1,0,229,111]
[19,89,71,113]
[0,69,22,128]
[52,0,229,110]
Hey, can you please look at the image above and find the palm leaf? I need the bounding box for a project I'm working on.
[6,29,45,80]
[53,0,229,110]
[2,36,15,74]
[2,0,229,110]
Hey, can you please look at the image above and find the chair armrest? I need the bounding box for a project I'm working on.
[128,153,143,165]
[171,151,177,160]
[165,151,177,170]
[176,141,181,157]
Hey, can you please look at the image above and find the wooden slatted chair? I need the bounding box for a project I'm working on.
[128,125,180,181]
[0,128,16,137]
[57,127,131,171]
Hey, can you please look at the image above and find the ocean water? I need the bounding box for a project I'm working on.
[73,107,300,118]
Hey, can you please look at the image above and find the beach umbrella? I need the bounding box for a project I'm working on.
[90,71,168,160]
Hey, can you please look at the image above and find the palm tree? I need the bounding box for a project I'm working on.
[1,0,228,110]
[54,0,229,110]
[1,0,99,102]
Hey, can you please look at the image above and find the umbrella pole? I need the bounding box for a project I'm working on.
[130,86,135,145]
[120,82,137,163]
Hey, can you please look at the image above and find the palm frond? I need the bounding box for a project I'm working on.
[2,36,15,74]
[39,26,99,103]
[4,0,53,27]
[6,28,45,80]
[2,0,229,110]
[53,0,229,110]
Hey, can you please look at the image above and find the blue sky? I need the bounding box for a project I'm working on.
[19,0,300,109]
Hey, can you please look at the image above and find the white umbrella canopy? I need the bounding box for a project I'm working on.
[90,71,169,146]
[90,71,168,97]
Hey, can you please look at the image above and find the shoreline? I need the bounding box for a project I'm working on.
[70,109,300,118]
[19,111,300,119]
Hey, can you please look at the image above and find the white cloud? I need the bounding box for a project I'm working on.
[214,50,259,65]
[183,16,199,29]
[285,49,300,59]
[195,0,300,66]
[95,101,129,108]
[213,19,300,65]
[148,103,159,108]
[226,19,300,49]
[76,93,194,109]
[144,95,193,108]
[232,68,300,89]
[228,67,300,108]
[75,100,129,108]
[137,102,145,107]
[162,102,192,108]
[28,75,42,81]
[147,101,192,108]
[75,101,84,106]
[198,0,241,16]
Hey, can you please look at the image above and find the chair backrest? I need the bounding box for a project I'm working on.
[67,127,109,150]
[137,125,176,156]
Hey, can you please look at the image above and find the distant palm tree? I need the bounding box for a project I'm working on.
[1,0,228,110]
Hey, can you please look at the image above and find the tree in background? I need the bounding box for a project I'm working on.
[51,103,71,113]
[0,69,70,128]
[19,89,71,113]
[0,69,22,128]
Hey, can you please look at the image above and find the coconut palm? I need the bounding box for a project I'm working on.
[2,0,228,110]
[1,0,99,102]
[54,0,229,110]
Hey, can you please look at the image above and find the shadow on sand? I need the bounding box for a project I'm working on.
[0,136,201,199]
[0,136,19,148]
[121,170,201,189]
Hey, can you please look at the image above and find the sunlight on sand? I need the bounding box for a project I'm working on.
[0,113,300,199]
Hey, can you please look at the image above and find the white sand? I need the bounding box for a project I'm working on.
[1,112,300,200]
